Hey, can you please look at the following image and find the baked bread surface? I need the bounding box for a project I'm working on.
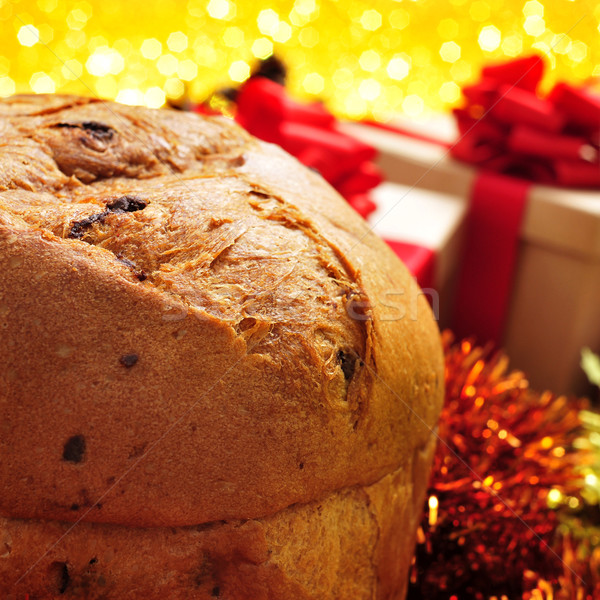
[0,95,444,598]
[0,434,437,600]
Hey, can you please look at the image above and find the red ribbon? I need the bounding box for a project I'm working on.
[451,55,600,188]
[453,172,530,344]
[451,56,600,345]
[383,240,435,290]
[231,76,382,219]
[235,79,443,284]
[196,76,436,284]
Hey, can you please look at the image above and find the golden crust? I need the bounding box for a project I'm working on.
[0,434,437,600]
[0,94,443,596]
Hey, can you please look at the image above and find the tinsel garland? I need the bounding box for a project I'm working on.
[410,333,597,599]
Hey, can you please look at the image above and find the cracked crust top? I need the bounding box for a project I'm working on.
[0,95,444,528]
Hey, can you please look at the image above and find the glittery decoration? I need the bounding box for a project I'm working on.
[1,0,598,119]
[581,348,600,389]
[409,332,591,599]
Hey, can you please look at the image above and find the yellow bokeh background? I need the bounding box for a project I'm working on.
[1,0,598,119]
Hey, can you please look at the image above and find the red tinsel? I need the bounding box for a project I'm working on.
[409,333,593,599]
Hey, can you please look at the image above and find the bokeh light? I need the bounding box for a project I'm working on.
[0,0,598,120]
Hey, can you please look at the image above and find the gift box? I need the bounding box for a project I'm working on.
[369,182,467,328]
[343,118,600,396]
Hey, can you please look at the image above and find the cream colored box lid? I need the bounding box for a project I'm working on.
[341,118,600,261]
[368,182,466,288]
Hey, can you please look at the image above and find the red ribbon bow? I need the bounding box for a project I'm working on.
[201,76,382,219]
[451,55,600,188]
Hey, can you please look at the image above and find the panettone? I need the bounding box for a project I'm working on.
[0,94,444,599]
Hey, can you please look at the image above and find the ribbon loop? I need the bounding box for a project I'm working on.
[451,55,600,189]
[222,74,382,219]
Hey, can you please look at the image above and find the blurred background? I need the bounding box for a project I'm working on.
[2,4,600,596]
[0,0,598,120]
